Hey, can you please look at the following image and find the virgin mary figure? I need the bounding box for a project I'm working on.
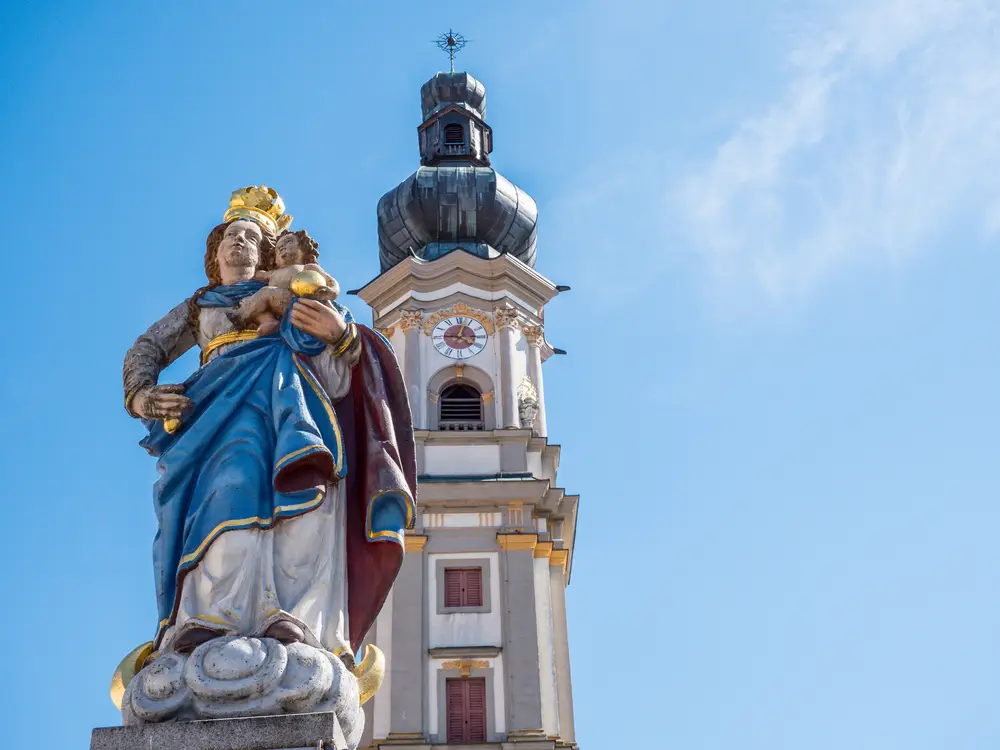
[122,186,415,669]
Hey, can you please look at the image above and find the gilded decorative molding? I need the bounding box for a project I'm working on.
[522,324,544,346]
[493,306,520,330]
[497,532,538,552]
[398,309,424,332]
[534,541,554,559]
[455,364,465,379]
[404,534,428,552]
[481,390,495,404]
[441,658,490,677]
[375,326,396,339]
[421,302,495,336]
[549,548,569,573]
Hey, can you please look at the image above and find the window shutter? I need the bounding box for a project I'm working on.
[467,678,487,742]
[464,568,483,608]
[446,677,488,743]
[444,123,465,145]
[439,384,484,430]
[446,679,466,743]
[444,567,484,608]
[444,569,463,608]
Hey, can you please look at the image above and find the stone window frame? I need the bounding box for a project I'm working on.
[427,364,497,431]
[434,665,498,745]
[436,557,492,614]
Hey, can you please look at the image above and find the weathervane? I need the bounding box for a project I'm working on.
[434,29,468,73]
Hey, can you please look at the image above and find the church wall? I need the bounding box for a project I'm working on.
[426,550,503,649]
[421,511,503,529]
[527,449,543,478]
[423,443,500,475]
[423,528,499,554]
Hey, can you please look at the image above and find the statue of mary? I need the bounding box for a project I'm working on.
[114,187,415,731]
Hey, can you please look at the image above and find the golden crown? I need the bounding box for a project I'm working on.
[223,185,293,235]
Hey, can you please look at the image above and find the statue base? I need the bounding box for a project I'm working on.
[90,710,353,750]
[113,636,364,748]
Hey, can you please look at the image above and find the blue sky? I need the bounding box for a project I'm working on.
[2,1,1000,747]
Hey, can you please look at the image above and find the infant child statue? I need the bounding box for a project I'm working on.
[244,229,340,335]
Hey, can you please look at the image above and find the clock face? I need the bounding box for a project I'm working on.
[432,315,488,360]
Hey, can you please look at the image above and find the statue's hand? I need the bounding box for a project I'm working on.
[232,287,292,328]
[131,384,193,420]
[290,299,347,345]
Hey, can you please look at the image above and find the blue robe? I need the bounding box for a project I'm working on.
[140,282,416,650]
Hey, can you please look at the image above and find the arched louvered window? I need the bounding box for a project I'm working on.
[444,123,465,145]
[439,383,483,431]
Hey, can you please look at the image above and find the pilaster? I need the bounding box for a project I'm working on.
[497,532,546,741]
[531,539,559,737]
[494,307,520,428]
[387,534,428,742]
[399,309,424,428]
[548,550,576,745]
[522,325,547,438]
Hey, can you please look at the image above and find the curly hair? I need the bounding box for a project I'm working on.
[188,219,277,330]
[277,229,320,265]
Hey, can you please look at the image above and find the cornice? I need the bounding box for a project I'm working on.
[417,479,552,504]
[403,534,428,552]
[428,646,502,659]
[550,548,569,573]
[534,541,554,559]
[356,252,560,315]
[496,532,539,551]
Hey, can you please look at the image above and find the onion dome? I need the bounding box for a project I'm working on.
[421,72,486,120]
[377,71,538,272]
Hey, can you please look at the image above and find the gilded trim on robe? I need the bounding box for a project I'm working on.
[293,355,345,475]
[177,489,327,569]
[200,330,260,365]
[275,444,333,472]
[365,488,415,545]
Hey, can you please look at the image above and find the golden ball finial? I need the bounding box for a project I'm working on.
[290,269,328,298]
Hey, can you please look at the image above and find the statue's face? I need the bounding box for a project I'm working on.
[275,234,303,268]
[217,220,263,272]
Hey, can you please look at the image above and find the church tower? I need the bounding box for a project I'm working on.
[354,70,581,749]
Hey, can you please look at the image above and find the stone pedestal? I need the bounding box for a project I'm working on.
[90,711,352,750]
[100,636,369,749]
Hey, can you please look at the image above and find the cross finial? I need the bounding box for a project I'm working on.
[434,29,468,73]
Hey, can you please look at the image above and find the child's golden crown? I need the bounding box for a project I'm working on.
[223,185,293,235]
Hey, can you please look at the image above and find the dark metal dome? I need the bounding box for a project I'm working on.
[420,72,486,120]
[376,71,538,273]
[377,166,537,271]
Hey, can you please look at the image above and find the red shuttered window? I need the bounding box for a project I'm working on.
[446,677,487,743]
[443,567,484,608]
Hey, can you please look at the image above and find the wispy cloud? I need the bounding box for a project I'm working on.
[675,0,1000,302]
